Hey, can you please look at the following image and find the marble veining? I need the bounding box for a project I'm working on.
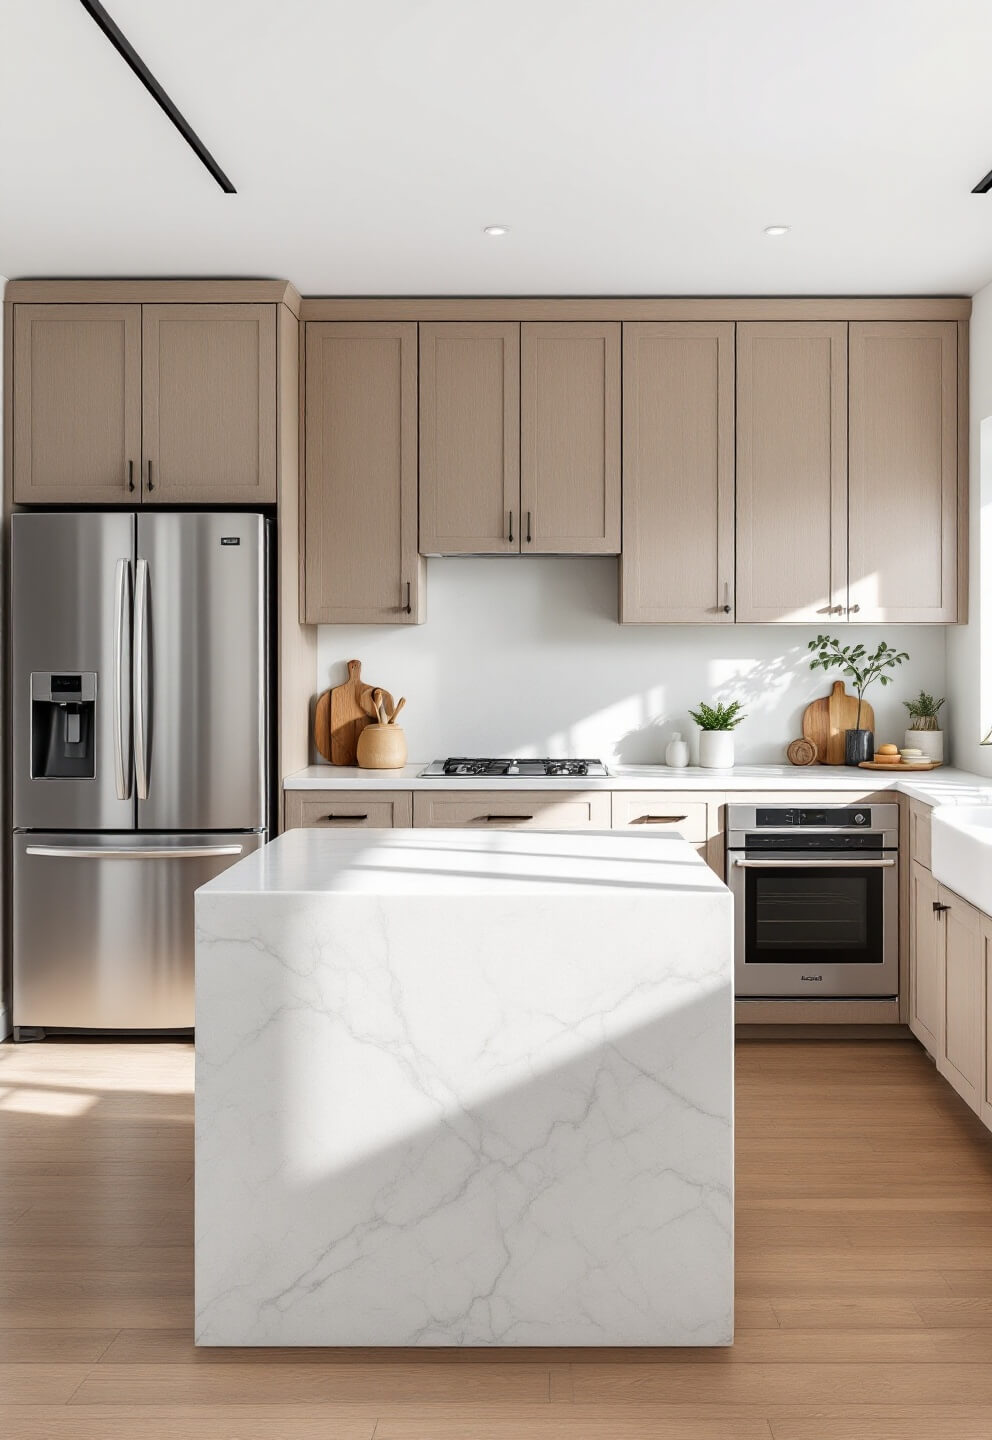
[195,828,733,1346]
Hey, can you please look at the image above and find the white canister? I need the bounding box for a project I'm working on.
[699,730,735,770]
[665,731,689,768]
[905,729,943,763]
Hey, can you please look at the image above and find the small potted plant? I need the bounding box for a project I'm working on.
[807,636,909,765]
[688,699,747,769]
[904,690,945,763]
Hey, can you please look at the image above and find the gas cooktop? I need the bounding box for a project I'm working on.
[420,758,609,778]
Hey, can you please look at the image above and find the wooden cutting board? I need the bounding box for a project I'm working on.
[314,660,395,765]
[802,681,875,766]
[859,760,942,772]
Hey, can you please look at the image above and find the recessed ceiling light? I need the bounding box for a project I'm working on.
[484,225,509,237]
[764,225,791,237]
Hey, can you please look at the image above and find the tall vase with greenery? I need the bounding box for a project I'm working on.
[904,691,945,763]
[807,636,910,765]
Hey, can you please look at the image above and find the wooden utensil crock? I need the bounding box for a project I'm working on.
[356,724,408,770]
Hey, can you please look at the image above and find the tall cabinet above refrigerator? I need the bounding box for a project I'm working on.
[12,511,272,1036]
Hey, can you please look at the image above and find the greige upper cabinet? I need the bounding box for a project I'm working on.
[304,322,423,624]
[520,322,620,553]
[620,322,735,623]
[13,301,277,506]
[736,323,847,623]
[141,305,276,504]
[419,323,520,554]
[13,304,142,504]
[848,321,958,622]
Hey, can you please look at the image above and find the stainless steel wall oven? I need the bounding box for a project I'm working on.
[727,804,899,998]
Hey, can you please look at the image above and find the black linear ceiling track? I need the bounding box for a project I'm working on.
[78,0,236,194]
[973,169,992,194]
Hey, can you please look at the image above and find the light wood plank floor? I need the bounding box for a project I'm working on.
[1,1037,991,1439]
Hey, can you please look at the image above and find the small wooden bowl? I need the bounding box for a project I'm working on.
[356,724,408,770]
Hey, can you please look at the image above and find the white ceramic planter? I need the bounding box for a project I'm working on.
[699,731,735,769]
[905,729,944,763]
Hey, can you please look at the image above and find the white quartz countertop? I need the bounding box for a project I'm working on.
[200,824,723,898]
[283,762,992,807]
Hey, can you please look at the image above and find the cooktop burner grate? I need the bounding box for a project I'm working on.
[421,758,609,778]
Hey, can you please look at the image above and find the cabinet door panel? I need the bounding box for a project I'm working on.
[412,791,611,829]
[13,304,141,504]
[939,886,983,1113]
[520,322,620,553]
[304,322,422,624]
[419,323,520,554]
[982,916,992,1132]
[142,304,277,503]
[909,859,941,1056]
[736,322,847,622]
[849,322,957,622]
[620,322,734,622]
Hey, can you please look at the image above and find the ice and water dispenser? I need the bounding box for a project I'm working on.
[30,672,97,779]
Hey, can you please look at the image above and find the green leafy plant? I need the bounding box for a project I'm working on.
[807,636,909,731]
[688,699,747,732]
[903,690,945,732]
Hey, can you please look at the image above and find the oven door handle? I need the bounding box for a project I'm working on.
[730,857,896,869]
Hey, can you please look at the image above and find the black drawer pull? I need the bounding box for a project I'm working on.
[481,814,534,822]
[637,814,688,825]
[322,813,369,822]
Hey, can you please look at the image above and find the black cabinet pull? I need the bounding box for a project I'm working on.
[526,511,532,544]
[508,510,514,544]
[323,814,368,822]
[147,460,155,493]
[404,581,412,615]
[933,901,951,914]
[127,459,135,493]
[481,814,534,822]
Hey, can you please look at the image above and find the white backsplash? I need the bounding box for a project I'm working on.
[316,557,948,766]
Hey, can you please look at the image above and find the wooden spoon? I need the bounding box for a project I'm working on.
[372,688,386,725]
[389,697,406,725]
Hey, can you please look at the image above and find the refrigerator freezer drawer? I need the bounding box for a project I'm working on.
[13,831,263,1031]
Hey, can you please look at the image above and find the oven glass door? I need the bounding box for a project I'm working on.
[731,850,898,998]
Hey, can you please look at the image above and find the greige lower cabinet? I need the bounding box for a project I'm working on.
[909,859,941,1056]
[412,791,611,829]
[284,790,413,829]
[909,846,989,1124]
[983,915,992,1131]
[303,322,423,623]
[938,888,984,1112]
[609,791,722,874]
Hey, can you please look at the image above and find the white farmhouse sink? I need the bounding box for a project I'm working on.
[930,805,992,913]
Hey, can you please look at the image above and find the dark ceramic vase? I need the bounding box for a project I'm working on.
[845,728,874,766]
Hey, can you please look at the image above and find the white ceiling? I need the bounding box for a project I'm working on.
[3,0,992,295]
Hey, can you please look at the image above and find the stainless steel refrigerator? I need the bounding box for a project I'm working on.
[11,511,271,1037]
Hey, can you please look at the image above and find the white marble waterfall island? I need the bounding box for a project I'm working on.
[194,827,734,1346]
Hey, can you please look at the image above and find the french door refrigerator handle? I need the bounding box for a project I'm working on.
[133,557,150,801]
[730,857,895,869]
[113,558,132,801]
[24,844,245,860]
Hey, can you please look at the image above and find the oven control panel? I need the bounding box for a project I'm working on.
[755,808,870,827]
